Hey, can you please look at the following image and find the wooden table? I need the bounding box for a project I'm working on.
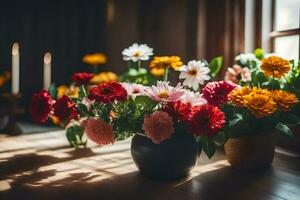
[0,130,300,200]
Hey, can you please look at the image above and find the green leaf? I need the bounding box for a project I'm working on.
[200,136,216,159]
[213,131,227,147]
[134,96,156,109]
[209,56,223,78]
[79,85,87,98]
[48,83,57,99]
[279,113,300,125]
[66,125,85,148]
[275,122,293,137]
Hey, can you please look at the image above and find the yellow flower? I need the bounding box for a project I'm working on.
[229,86,252,106]
[82,53,107,66]
[149,56,183,76]
[260,56,291,78]
[243,89,277,118]
[57,85,79,99]
[271,90,299,112]
[90,72,118,84]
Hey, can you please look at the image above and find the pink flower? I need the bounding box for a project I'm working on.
[85,118,115,145]
[121,82,146,99]
[181,90,207,106]
[225,65,251,83]
[202,81,237,106]
[144,81,185,103]
[142,111,175,144]
[82,97,94,111]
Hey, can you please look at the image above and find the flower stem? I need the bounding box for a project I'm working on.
[164,67,169,81]
[137,60,141,72]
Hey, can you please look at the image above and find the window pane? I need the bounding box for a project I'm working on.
[274,35,299,60]
[275,0,300,31]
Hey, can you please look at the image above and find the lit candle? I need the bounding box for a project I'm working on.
[12,43,20,94]
[43,52,51,90]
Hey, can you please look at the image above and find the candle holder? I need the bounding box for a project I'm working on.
[0,93,24,135]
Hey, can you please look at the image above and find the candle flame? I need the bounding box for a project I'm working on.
[44,52,51,64]
[12,43,19,55]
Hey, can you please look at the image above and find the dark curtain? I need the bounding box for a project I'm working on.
[0,0,107,107]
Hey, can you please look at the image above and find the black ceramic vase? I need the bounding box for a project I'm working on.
[131,133,198,181]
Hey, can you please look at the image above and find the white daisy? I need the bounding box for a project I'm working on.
[179,60,211,91]
[181,90,207,106]
[144,81,185,103]
[235,53,259,65]
[121,82,146,100]
[122,43,153,62]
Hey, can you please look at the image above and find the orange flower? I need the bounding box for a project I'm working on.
[82,53,107,66]
[57,85,79,99]
[90,72,118,84]
[229,86,252,106]
[260,56,291,78]
[243,90,277,118]
[271,90,299,112]
[149,56,183,76]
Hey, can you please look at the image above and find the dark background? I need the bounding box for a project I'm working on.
[0,0,246,110]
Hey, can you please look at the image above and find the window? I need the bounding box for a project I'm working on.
[270,0,300,60]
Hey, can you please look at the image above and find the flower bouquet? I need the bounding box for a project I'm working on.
[221,51,300,171]
[30,43,226,180]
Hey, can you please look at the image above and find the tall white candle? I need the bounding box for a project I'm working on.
[43,52,52,90]
[11,43,20,94]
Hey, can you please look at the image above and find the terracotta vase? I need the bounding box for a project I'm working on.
[224,132,275,171]
[131,133,198,181]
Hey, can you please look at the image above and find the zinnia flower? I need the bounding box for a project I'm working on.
[202,81,237,106]
[53,95,78,123]
[89,81,127,103]
[121,82,145,99]
[179,60,211,90]
[82,53,107,66]
[229,86,252,106]
[90,72,118,85]
[71,72,94,85]
[181,90,207,106]
[144,81,185,103]
[189,104,225,137]
[271,90,299,112]
[142,111,174,144]
[243,91,277,118]
[85,118,114,145]
[149,56,183,76]
[260,56,291,79]
[29,90,53,123]
[224,65,251,83]
[57,85,79,99]
[122,43,153,62]
[163,101,192,122]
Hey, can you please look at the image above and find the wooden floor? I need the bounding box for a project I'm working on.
[0,130,300,200]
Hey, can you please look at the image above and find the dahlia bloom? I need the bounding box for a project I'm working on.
[179,60,211,91]
[85,118,115,145]
[202,81,237,106]
[229,86,252,107]
[82,53,107,66]
[121,82,146,99]
[90,72,118,85]
[189,104,225,137]
[71,72,94,85]
[271,90,299,112]
[163,101,192,122]
[122,43,153,62]
[149,56,183,76]
[260,56,291,79]
[224,65,251,83]
[181,90,207,106]
[142,111,175,144]
[29,90,53,123]
[89,81,127,103]
[144,81,185,103]
[53,95,78,123]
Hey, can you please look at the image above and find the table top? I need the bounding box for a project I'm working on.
[0,130,300,200]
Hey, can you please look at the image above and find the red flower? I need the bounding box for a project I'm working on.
[53,95,78,123]
[29,90,53,123]
[71,72,94,84]
[89,81,127,103]
[163,101,192,122]
[189,104,225,137]
[202,81,237,106]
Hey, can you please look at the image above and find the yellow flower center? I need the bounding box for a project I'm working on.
[134,51,142,58]
[188,69,198,76]
[159,91,169,99]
